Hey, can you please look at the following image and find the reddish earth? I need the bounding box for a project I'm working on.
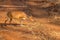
[0,0,60,40]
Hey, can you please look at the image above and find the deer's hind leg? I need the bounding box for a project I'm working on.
[4,18,9,26]
[5,17,12,24]
[5,18,9,24]
[9,18,13,23]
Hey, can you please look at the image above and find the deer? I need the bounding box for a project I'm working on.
[5,11,34,24]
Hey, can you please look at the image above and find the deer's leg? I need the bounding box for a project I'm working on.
[5,18,9,24]
[9,18,12,23]
[4,18,9,26]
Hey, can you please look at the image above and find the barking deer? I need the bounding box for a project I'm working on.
[5,11,28,24]
[5,11,34,24]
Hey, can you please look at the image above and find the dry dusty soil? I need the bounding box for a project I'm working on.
[0,0,60,40]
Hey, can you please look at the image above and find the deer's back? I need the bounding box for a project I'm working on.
[11,11,27,19]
